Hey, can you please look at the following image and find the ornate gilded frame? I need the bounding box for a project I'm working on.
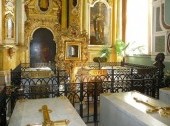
[36,0,52,13]
[88,0,112,46]
[57,25,88,70]
[65,41,81,60]
[24,0,61,63]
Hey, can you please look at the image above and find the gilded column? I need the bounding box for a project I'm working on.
[111,0,117,62]
[80,0,86,31]
[122,0,127,42]
[116,0,122,39]
[61,0,67,29]
[112,0,117,44]
[0,0,2,45]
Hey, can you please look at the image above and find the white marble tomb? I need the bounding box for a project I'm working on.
[8,96,86,126]
[100,91,170,126]
[159,87,170,105]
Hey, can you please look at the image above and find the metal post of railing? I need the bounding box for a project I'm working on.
[93,81,98,126]
[111,69,115,93]
[56,70,60,97]
[154,68,159,99]
[130,68,134,91]
[79,82,83,118]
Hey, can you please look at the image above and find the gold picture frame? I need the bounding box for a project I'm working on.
[89,1,112,46]
[57,25,88,70]
[65,41,81,60]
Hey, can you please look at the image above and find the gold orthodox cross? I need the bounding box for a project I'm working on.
[40,105,70,126]
[133,97,170,117]
[27,105,70,126]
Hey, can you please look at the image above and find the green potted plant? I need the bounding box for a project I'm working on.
[114,40,129,65]
[115,40,129,56]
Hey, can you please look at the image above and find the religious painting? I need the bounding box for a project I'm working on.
[89,2,112,45]
[65,42,81,60]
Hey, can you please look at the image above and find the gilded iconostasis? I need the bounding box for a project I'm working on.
[0,0,118,71]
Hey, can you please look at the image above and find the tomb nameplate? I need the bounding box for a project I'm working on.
[89,69,107,76]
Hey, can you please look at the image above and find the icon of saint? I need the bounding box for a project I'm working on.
[93,13,105,43]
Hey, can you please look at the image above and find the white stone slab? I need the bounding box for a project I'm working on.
[159,87,170,105]
[8,97,86,126]
[100,91,170,126]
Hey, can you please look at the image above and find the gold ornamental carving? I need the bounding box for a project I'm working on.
[57,25,89,81]
[24,0,61,63]
[3,0,16,45]
[57,25,89,68]
[69,0,81,27]
[88,0,112,6]
[24,0,61,36]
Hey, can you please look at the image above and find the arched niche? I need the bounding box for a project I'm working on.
[30,28,56,66]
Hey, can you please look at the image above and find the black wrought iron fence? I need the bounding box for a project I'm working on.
[9,63,162,125]
[0,86,6,126]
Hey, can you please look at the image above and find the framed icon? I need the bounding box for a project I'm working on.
[65,41,81,60]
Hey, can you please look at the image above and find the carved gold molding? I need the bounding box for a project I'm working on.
[24,0,61,63]
[69,0,81,28]
[88,0,113,6]
[57,25,89,81]
[3,0,16,44]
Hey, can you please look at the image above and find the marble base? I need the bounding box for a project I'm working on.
[100,91,170,126]
[159,87,170,105]
[8,97,86,126]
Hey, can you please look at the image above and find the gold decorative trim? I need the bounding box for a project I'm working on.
[35,0,52,14]
[57,25,88,81]
[24,0,61,63]
[3,0,16,44]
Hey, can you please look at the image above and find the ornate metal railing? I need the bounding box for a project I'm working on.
[0,86,6,126]
[9,62,163,125]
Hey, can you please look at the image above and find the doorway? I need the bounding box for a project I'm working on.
[30,28,56,66]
